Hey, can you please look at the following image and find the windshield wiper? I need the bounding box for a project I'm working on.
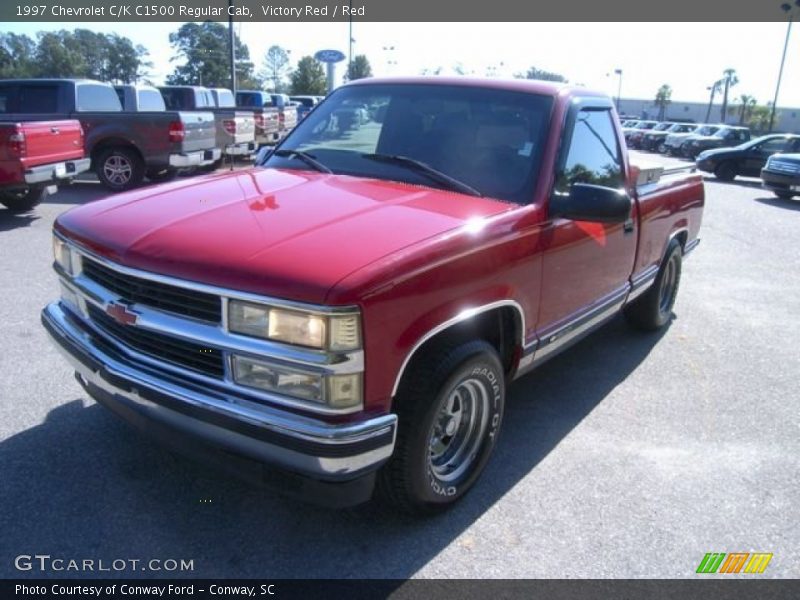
[361,153,483,197]
[272,149,332,174]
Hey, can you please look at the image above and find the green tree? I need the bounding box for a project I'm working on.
[21,30,148,82]
[0,33,37,78]
[34,31,87,78]
[167,21,258,89]
[346,55,372,81]
[719,68,739,123]
[736,94,757,125]
[747,104,777,134]
[654,84,672,121]
[260,45,291,92]
[289,56,327,95]
[514,66,568,83]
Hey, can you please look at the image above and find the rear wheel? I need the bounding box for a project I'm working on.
[377,340,505,514]
[624,238,682,331]
[657,142,667,153]
[95,147,145,191]
[714,161,737,182]
[0,185,48,212]
[775,190,794,200]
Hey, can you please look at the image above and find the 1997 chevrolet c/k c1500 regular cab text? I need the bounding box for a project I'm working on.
[42,78,704,513]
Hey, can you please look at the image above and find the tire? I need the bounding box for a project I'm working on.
[95,147,145,191]
[0,185,48,212]
[624,238,682,331]
[377,340,505,514]
[775,190,794,200]
[714,161,737,182]
[657,142,667,154]
[146,167,178,183]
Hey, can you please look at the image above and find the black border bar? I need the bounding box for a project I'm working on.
[1,0,795,22]
[3,579,800,599]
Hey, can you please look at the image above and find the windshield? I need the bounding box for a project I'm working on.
[264,83,554,204]
[653,123,672,131]
[635,121,657,129]
[696,125,719,136]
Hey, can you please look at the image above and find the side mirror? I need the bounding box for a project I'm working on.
[550,183,631,223]
[254,145,273,166]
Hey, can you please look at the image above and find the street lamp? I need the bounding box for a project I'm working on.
[614,69,623,112]
[769,1,799,132]
[383,45,397,74]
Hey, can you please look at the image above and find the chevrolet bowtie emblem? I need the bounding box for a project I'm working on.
[105,302,138,326]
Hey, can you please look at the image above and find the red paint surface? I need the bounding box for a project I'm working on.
[55,80,705,419]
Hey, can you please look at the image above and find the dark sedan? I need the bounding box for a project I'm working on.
[696,134,800,181]
[683,125,751,159]
[762,153,800,199]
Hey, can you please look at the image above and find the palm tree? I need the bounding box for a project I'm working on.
[720,68,739,123]
[705,79,724,122]
[654,84,672,121]
[737,94,757,125]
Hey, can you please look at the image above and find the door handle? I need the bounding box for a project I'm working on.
[50,127,60,134]
[623,218,634,233]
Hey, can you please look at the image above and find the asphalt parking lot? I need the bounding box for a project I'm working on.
[0,153,798,579]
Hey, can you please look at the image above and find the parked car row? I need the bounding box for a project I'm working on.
[622,118,753,159]
[693,133,800,199]
[0,78,308,209]
[623,114,800,200]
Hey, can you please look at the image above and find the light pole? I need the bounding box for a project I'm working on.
[228,0,236,94]
[614,68,623,112]
[770,2,798,132]
[348,0,353,74]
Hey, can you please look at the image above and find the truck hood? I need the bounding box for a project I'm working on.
[56,167,513,304]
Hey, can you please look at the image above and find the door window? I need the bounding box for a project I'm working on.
[556,109,623,193]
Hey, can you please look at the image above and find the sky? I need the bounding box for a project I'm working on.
[6,21,800,107]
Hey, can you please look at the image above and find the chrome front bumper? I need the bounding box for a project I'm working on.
[42,302,397,486]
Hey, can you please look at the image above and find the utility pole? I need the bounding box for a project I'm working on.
[770,6,793,132]
[228,0,236,94]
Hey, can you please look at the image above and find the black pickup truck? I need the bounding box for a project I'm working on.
[159,85,256,160]
[0,79,219,191]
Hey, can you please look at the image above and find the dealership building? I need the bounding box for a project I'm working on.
[616,97,800,133]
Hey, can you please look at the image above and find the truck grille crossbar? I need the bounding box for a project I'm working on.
[82,258,222,323]
[87,304,225,378]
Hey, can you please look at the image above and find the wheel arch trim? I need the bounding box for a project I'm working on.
[390,300,527,398]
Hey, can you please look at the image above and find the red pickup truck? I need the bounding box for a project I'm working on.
[41,78,704,513]
[0,120,90,212]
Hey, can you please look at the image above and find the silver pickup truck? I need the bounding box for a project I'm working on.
[159,86,256,160]
[114,84,220,181]
[0,79,223,191]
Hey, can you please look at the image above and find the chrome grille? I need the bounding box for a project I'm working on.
[82,258,221,323]
[87,304,225,378]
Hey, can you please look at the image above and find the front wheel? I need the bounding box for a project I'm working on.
[624,238,682,331]
[377,340,505,514]
[775,190,794,200]
[714,162,737,182]
[0,185,48,212]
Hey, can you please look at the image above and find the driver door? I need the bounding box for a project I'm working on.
[536,103,636,360]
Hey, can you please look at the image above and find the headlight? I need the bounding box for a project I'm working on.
[228,300,361,351]
[231,355,362,408]
[53,235,77,276]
